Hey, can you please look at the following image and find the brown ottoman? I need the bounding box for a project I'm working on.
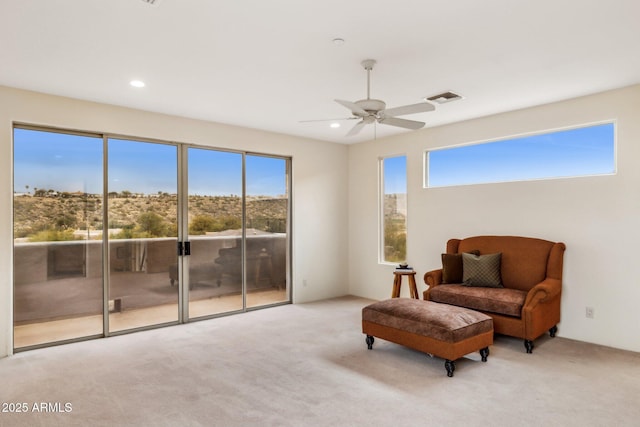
[362,299,493,377]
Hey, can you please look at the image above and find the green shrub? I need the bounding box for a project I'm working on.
[29,229,76,242]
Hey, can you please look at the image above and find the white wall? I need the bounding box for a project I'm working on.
[348,84,640,353]
[0,85,349,357]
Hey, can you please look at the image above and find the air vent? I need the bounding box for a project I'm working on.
[140,0,161,5]
[426,91,463,104]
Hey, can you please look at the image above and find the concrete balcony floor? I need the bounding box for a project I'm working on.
[14,288,287,348]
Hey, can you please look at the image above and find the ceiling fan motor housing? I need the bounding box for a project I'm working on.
[355,99,386,115]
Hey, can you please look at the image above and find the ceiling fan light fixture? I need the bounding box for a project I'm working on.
[330,122,340,128]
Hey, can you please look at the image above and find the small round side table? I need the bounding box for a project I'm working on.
[392,270,419,299]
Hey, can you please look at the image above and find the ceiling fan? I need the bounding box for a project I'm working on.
[307,59,435,137]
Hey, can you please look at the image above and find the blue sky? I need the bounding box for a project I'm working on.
[109,138,177,194]
[383,156,407,194]
[14,129,287,196]
[13,129,103,194]
[16,123,611,196]
[382,123,614,193]
[189,148,286,196]
[427,123,615,187]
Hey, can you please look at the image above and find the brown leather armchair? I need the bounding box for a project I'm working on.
[424,236,566,353]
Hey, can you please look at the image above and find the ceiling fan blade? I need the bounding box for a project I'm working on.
[298,117,358,123]
[346,120,366,137]
[383,102,435,117]
[378,116,425,130]
[335,99,368,116]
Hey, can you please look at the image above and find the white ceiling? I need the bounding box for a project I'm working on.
[2,0,640,144]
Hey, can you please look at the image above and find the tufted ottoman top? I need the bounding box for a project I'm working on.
[362,299,492,343]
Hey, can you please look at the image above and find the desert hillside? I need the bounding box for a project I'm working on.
[14,192,288,240]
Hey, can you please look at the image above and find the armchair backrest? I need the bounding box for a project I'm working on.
[448,236,566,292]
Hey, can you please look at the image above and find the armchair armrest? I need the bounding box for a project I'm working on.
[523,278,562,309]
[423,269,443,300]
[424,269,443,288]
[522,277,563,340]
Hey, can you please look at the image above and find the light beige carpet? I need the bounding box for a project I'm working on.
[1,296,639,427]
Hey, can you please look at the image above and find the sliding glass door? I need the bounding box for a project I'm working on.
[187,148,244,318]
[107,138,179,332]
[13,128,104,347]
[185,150,291,317]
[13,125,291,350]
[245,154,289,308]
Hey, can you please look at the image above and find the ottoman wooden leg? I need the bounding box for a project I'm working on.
[366,335,375,350]
[480,347,489,362]
[445,360,455,377]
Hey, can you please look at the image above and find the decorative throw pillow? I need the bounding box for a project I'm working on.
[462,252,503,288]
[441,250,480,283]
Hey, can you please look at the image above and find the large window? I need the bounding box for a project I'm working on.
[380,156,407,264]
[425,122,616,188]
[13,125,291,350]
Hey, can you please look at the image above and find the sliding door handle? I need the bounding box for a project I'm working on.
[177,241,191,256]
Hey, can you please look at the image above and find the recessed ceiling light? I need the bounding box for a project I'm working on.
[130,80,145,88]
[330,123,340,128]
[332,38,345,45]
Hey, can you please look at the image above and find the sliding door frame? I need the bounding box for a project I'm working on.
[13,124,292,350]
